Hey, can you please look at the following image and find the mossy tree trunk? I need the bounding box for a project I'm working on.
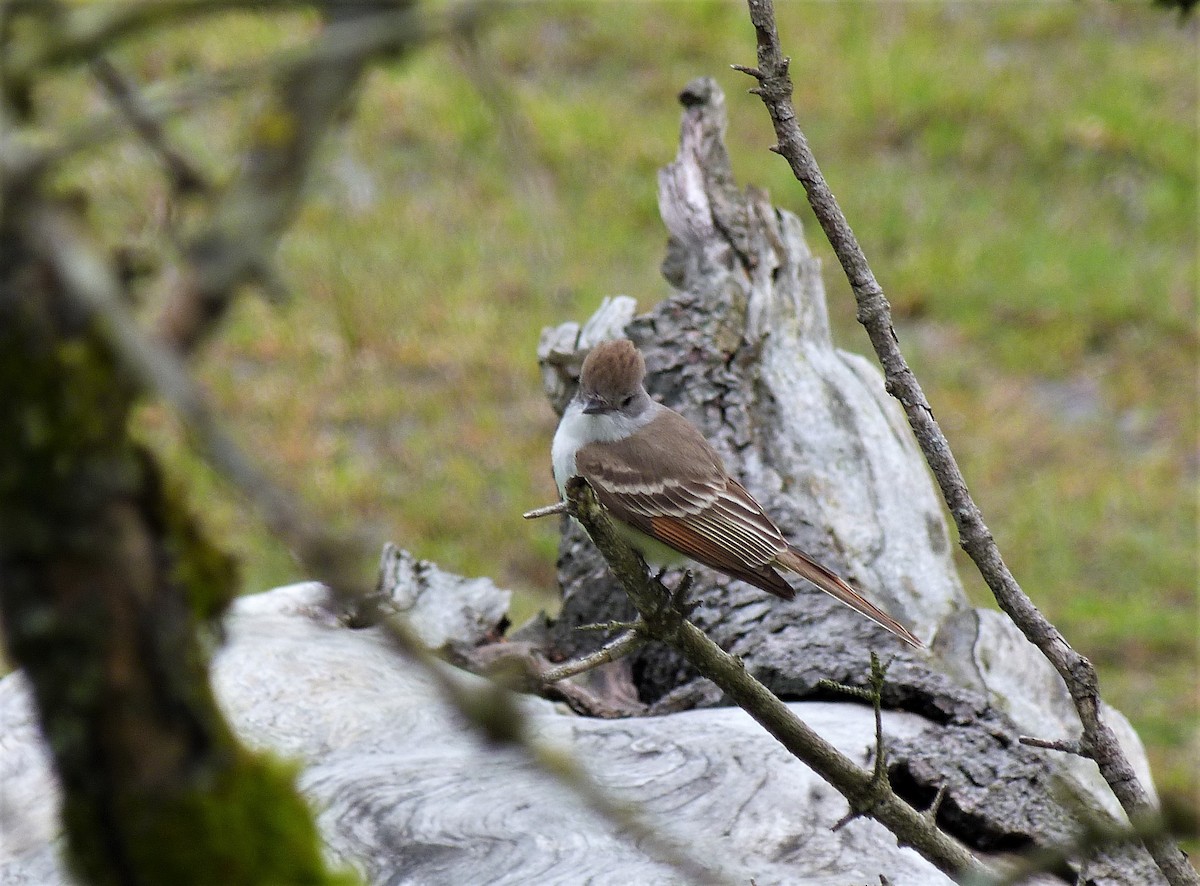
[0,191,349,886]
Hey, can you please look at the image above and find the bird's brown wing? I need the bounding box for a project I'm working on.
[574,412,922,645]
[574,414,795,598]
[645,510,795,599]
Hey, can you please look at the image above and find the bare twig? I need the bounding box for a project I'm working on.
[1018,735,1093,758]
[867,654,890,785]
[735,3,1193,883]
[576,620,641,632]
[924,784,948,826]
[89,56,210,195]
[5,0,315,76]
[524,501,569,519]
[566,478,991,882]
[820,652,893,833]
[541,625,647,684]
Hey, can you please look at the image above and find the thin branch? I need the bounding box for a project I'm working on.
[867,654,890,785]
[89,56,210,195]
[541,625,647,684]
[456,639,645,719]
[735,3,1194,883]
[576,620,642,633]
[524,501,569,520]
[1018,735,1093,759]
[565,477,992,882]
[821,652,892,833]
[924,784,948,826]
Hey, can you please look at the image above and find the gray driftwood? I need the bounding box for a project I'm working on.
[0,582,989,886]
[0,80,1162,885]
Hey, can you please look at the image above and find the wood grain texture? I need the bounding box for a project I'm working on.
[0,583,956,886]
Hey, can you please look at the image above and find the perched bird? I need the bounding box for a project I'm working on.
[552,339,922,649]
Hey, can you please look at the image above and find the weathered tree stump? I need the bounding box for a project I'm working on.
[530,77,1160,883]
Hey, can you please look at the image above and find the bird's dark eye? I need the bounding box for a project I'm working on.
[621,395,634,408]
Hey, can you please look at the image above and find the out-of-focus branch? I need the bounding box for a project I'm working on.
[0,63,251,183]
[563,478,992,883]
[156,3,408,351]
[32,205,375,597]
[1018,735,1092,758]
[1,5,459,190]
[2,192,349,884]
[90,56,211,196]
[5,2,728,882]
[5,0,313,77]
[959,816,1171,886]
[154,1,483,353]
[36,204,731,886]
[733,3,1194,884]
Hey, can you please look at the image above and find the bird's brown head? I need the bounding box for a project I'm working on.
[579,339,648,415]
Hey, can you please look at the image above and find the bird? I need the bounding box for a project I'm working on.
[551,338,922,649]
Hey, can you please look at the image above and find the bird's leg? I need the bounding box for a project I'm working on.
[668,570,700,619]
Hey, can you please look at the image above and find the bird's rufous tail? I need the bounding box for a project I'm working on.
[775,547,923,649]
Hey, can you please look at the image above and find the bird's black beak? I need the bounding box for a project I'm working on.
[582,396,610,415]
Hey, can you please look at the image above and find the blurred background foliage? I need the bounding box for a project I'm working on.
[34,0,1197,844]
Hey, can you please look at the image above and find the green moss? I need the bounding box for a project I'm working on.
[158,464,240,625]
[0,314,135,556]
[65,750,357,886]
[1,227,349,885]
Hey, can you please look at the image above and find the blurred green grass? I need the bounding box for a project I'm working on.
[40,1,1199,844]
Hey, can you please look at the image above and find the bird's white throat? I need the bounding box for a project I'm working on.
[551,398,659,497]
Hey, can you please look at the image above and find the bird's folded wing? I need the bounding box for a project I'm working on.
[575,445,795,598]
[645,509,795,599]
